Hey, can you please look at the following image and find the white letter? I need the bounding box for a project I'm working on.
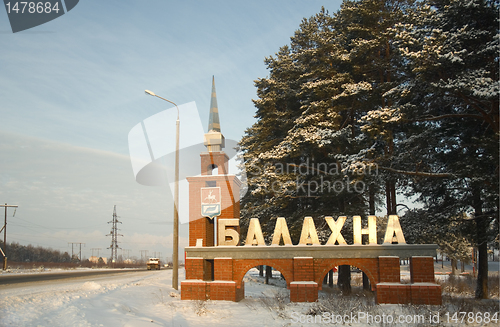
[325,216,347,245]
[245,218,266,246]
[218,219,239,246]
[353,216,377,245]
[299,217,320,245]
[271,217,293,245]
[383,215,406,244]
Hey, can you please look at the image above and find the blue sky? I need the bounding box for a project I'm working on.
[0,1,343,262]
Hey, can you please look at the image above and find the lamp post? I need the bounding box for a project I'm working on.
[145,90,180,290]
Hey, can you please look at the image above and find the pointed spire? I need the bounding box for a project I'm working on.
[208,76,221,132]
[204,76,225,152]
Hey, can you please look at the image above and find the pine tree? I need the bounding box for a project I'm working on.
[239,0,498,299]
[388,0,499,298]
[239,0,421,237]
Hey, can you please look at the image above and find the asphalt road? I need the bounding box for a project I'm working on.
[0,268,149,286]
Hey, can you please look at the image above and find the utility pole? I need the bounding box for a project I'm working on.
[68,242,85,262]
[107,205,122,264]
[79,243,84,261]
[1,203,18,270]
[140,250,148,263]
[144,89,180,290]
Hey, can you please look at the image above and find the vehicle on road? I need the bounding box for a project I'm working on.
[146,258,161,270]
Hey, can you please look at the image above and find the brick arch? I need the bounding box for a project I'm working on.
[314,258,379,291]
[233,259,294,289]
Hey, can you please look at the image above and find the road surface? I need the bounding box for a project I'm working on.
[0,268,148,286]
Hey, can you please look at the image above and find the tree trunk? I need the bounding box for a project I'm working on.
[391,182,397,215]
[265,265,272,285]
[385,180,396,215]
[328,269,333,288]
[337,265,351,295]
[476,217,489,299]
[386,181,392,215]
[451,258,457,275]
[369,183,375,217]
[473,185,488,299]
[365,189,374,291]
[259,265,263,277]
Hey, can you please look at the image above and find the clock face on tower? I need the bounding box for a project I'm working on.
[201,187,221,219]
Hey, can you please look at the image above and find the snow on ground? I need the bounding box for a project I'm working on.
[0,268,303,327]
[1,262,498,327]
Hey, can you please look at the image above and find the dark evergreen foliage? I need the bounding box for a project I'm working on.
[238,0,498,298]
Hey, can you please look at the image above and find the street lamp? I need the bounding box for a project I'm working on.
[144,89,180,290]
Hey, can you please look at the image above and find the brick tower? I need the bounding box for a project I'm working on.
[186,77,241,247]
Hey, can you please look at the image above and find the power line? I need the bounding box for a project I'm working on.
[68,242,85,261]
[122,249,131,261]
[13,216,106,230]
[107,205,122,264]
[140,250,149,263]
[91,248,102,258]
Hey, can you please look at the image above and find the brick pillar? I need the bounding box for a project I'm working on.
[182,257,209,301]
[376,256,442,305]
[410,284,442,305]
[410,256,435,283]
[293,257,314,281]
[208,281,244,301]
[185,258,204,280]
[378,256,400,283]
[409,256,441,305]
[214,257,233,280]
[290,282,318,302]
[376,284,411,304]
[291,257,318,302]
[181,281,207,300]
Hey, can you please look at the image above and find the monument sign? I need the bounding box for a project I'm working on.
[181,79,442,305]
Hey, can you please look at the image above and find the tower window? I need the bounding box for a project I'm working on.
[208,164,218,175]
[206,181,216,187]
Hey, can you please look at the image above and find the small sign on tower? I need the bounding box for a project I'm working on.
[201,187,221,219]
